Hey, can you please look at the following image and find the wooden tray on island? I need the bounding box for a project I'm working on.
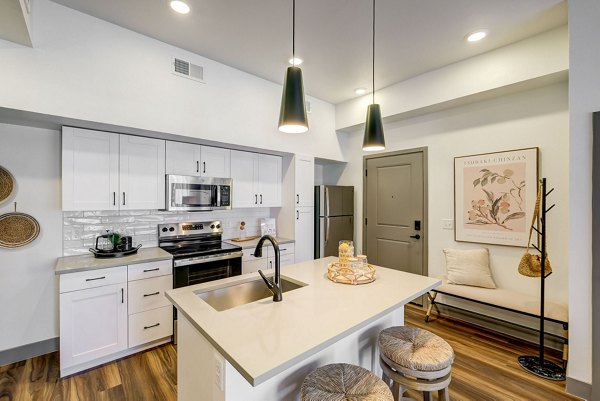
[327,262,376,285]
[229,236,260,242]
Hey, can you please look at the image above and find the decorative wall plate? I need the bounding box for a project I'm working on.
[0,204,40,248]
[0,166,15,205]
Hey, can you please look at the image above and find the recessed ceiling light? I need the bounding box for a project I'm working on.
[288,57,303,66]
[466,30,487,42]
[170,0,190,14]
[354,88,367,96]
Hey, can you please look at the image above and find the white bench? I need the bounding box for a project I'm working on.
[425,276,569,367]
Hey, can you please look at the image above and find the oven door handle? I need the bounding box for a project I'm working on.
[173,251,243,267]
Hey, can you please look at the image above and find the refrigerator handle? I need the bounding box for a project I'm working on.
[324,186,330,217]
[325,217,330,245]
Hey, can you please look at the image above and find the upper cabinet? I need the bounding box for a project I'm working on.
[62,128,165,211]
[119,135,166,210]
[295,155,315,207]
[62,127,120,211]
[166,142,231,178]
[231,151,282,208]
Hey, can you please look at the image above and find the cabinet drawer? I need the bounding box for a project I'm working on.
[128,306,173,348]
[128,275,173,315]
[60,266,127,294]
[242,247,268,261]
[128,260,172,281]
[278,243,295,256]
[280,253,295,267]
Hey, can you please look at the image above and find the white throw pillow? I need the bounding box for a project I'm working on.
[443,248,496,289]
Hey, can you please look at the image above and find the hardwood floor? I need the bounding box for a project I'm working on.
[0,308,580,401]
[0,344,176,401]
[404,305,580,401]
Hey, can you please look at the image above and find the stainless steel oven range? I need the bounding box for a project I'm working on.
[158,220,242,340]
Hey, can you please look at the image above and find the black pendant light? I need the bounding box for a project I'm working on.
[278,0,309,133]
[362,0,385,151]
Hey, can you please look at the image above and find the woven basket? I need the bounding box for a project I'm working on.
[0,166,15,205]
[327,262,376,285]
[0,212,40,248]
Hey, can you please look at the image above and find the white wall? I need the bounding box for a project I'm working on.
[335,26,568,131]
[0,0,343,162]
[0,123,62,351]
[568,0,600,391]
[336,82,569,306]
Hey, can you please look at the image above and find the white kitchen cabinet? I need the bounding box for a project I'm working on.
[231,151,282,208]
[119,135,166,210]
[60,282,128,373]
[295,207,314,263]
[59,260,173,377]
[295,155,315,207]
[231,150,259,208]
[62,127,120,211]
[201,146,231,178]
[166,142,231,178]
[258,154,282,207]
[166,141,200,176]
[242,246,268,274]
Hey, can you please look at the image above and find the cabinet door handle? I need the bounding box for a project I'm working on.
[203,161,206,174]
[197,161,199,173]
[260,194,263,204]
[85,276,106,282]
[255,194,258,205]
[143,268,160,273]
[296,210,299,220]
[144,323,160,330]
[297,194,299,204]
[121,288,124,303]
[143,291,160,297]
[113,192,116,206]
[123,192,126,206]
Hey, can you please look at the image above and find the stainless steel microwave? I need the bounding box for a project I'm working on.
[165,175,232,211]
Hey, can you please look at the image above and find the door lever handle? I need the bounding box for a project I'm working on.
[410,234,421,240]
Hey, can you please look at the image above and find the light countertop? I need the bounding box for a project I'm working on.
[55,247,172,275]
[225,236,294,250]
[165,256,440,386]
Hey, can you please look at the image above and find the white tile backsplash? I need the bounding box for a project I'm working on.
[63,208,272,255]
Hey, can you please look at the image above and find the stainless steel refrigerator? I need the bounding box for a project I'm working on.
[314,185,354,258]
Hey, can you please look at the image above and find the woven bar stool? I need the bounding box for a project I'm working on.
[301,363,393,401]
[378,326,454,401]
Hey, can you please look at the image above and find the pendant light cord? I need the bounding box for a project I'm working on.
[372,0,375,105]
[293,0,296,62]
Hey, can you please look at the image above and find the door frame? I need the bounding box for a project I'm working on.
[362,147,429,279]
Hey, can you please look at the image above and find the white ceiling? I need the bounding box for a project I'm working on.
[50,0,567,104]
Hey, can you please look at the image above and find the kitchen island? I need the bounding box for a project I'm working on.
[166,256,440,401]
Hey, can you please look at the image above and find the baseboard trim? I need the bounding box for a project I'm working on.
[566,377,591,400]
[0,337,59,366]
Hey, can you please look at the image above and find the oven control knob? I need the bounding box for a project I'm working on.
[210,224,215,229]
[169,227,175,232]
[161,227,168,233]
[216,224,221,229]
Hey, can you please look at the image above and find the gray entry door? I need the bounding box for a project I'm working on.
[365,151,425,277]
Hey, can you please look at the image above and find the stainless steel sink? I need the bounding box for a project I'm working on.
[196,276,307,311]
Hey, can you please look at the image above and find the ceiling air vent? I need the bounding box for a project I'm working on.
[173,58,205,83]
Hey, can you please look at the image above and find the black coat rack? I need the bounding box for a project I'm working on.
[518,178,566,380]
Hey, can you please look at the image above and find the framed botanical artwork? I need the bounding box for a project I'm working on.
[454,147,539,247]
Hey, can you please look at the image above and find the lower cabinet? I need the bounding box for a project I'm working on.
[59,282,128,371]
[59,260,173,377]
[242,243,295,275]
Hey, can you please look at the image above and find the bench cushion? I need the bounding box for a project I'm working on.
[379,326,454,372]
[433,276,568,323]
